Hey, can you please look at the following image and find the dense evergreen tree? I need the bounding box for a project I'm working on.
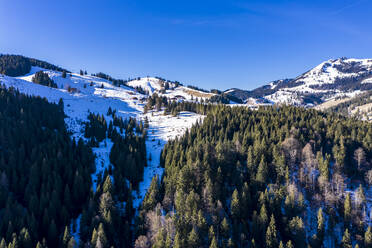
[266,214,279,248]
[0,54,68,76]
[32,71,58,88]
[0,86,94,247]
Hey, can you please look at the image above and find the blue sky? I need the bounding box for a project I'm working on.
[1,0,372,90]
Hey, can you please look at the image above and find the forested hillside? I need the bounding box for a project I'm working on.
[0,85,148,247]
[0,86,95,247]
[326,91,372,121]
[78,113,148,247]
[136,105,372,248]
[0,55,68,77]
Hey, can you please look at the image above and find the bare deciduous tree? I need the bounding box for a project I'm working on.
[332,172,345,198]
[354,147,366,172]
[365,170,372,185]
[134,236,150,248]
[300,143,318,190]
[282,136,301,168]
[134,203,176,247]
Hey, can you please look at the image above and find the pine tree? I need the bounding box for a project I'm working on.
[142,175,159,211]
[286,240,294,248]
[256,155,268,183]
[153,228,165,248]
[221,217,230,239]
[231,189,240,219]
[341,229,352,248]
[20,228,32,248]
[197,210,207,236]
[91,228,98,246]
[188,227,199,248]
[365,226,372,248]
[289,217,305,247]
[67,237,76,248]
[317,208,324,243]
[97,223,107,247]
[344,193,352,224]
[0,239,5,248]
[63,226,71,246]
[9,235,18,248]
[209,236,218,248]
[266,214,278,248]
[103,175,113,194]
[173,232,183,248]
[165,234,172,248]
[259,204,268,231]
[227,238,234,248]
[208,226,215,242]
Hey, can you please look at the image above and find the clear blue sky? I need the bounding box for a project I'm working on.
[1,0,372,90]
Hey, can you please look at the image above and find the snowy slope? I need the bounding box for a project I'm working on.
[133,111,204,208]
[127,76,215,100]
[0,67,204,204]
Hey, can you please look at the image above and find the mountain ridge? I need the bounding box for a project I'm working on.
[1,54,372,110]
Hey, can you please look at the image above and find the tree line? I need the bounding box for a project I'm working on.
[0,54,68,77]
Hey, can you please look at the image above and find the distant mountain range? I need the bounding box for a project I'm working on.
[224,58,372,107]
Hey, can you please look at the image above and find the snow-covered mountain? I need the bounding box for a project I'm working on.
[225,58,372,107]
[0,64,204,207]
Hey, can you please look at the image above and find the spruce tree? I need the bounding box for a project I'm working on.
[344,193,352,224]
[142,175,159,211]
[103,175,113,194]
[153,228,165,248]
[266,214,278,248]
[259,204,268,231]
[188,227,199,248]
[173,232,183,248]
[209,236,218,248]
[0,239,5,248]
[97,223,107,247]
[317,208,324,243]
[63,226,71,246]
[365,226,372,248]
[256,155,268,183]
[67,237,76,248]
[91,228,98,246]
[341,229,352,248]
[221,217,230,239]
[286,240,294,248]
[231,189,240,219]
